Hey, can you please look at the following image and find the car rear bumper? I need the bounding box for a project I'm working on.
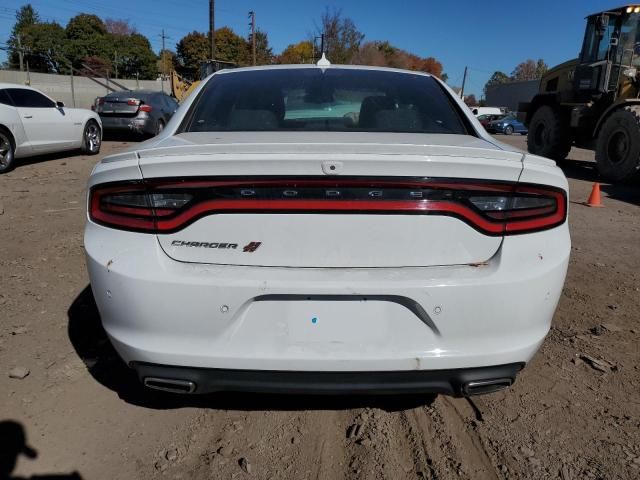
[132,361,524,396]
[85,219,570,385]
[99,115,154,135]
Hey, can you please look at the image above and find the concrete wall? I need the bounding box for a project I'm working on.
[485,80,539,112]
[0,70,168,109]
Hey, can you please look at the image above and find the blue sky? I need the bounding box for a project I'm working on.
[0,0,627,96]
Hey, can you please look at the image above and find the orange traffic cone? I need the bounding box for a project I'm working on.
[585,182,603,207]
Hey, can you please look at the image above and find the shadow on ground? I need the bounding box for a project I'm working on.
[0,420,83,480]
[67,286,436,413]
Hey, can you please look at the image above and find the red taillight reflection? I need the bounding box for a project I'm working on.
[88,178,567,235]
[139,104,152,112]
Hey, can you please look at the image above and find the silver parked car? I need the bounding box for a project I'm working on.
[96,90,178,137]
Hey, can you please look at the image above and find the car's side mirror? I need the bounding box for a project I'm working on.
[56,101,65,108]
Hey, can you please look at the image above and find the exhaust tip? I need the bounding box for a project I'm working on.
[463,378,513,396]
[143,377,196,394]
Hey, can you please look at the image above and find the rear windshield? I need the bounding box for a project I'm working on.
[183,68,470,135]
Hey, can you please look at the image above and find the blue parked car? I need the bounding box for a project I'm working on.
[487,115,527,135]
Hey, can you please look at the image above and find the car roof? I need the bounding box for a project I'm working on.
[213,63,435,79]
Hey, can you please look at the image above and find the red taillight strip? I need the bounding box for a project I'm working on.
[89,178,567,236]
[154,199,505,234]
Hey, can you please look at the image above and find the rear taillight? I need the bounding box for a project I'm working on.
[127,99,140,106]
[88,178,567,235]
[139,104,152,112]
[98,98,105,105]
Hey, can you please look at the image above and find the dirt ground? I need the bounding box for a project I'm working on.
[1,135,639,480]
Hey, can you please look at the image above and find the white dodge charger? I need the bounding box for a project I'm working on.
[0,83,102,173]
[85,63,570,396]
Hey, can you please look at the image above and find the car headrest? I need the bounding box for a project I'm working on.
[359,96,396,129]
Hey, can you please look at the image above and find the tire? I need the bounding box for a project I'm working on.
[526,105,571,161]
[504,125,514,135]
[0,127,16,174]
[81,120,101,155]
[595,105,640,182]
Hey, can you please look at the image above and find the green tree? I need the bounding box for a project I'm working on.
[65,14,109,71]
[176,31,209,74]
[8,4,40,69]
[252,30,273,65]
[215,27,249,65]
[278,40,314,64]
[484,71,510,95]
[319,8,364,63]
[464,94,477,107]
[20,22,67,73]
[112,33,157,80]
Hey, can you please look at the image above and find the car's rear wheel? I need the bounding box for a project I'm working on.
[0,128,16,174]
[504,125,514,135]
[81,120,101,155]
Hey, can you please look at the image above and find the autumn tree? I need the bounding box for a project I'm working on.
[278,41,314,64]
[105,18,137,36]
[464,94,477,106]
[8,4,40,69]
[511,59,548,81]
[319,8,364,63]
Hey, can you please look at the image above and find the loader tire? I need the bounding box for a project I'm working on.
[527,105,571,161]
[595,106,640,183]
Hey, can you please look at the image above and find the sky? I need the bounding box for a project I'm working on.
[0,0,629,97]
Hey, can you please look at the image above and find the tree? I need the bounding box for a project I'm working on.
[20,22,67,73]
[511,59,547,81]
[113,33,157,79]
[65,14,109,71]
[215,27,249,65]
[350,41,387,66]
[158,49,176,76]
[8,4,41,69]
[350,41,445,78]
[484,71,510,95]
[105,18,137,36]
[319,8,364,63]
[252,30,273,65]
[176,31,209,73]
[464,94,477,107]
[278,40,314,64]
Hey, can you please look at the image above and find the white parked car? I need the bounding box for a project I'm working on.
[0,83,102,173]
[85,64,570,396]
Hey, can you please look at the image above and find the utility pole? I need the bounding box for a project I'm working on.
[209,0,215,60]
[321,33,325,56]
[114,50,118,79]
[159,29,170,93]
[248,11,256,66]
[460,66,468,99]
[17,35,24,72]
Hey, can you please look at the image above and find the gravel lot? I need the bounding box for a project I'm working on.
[1,135,639,479]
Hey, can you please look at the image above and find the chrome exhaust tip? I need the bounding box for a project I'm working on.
[143,377,196,394]
[463,378,513,396]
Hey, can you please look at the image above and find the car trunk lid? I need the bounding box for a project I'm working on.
[138,133,523,268]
